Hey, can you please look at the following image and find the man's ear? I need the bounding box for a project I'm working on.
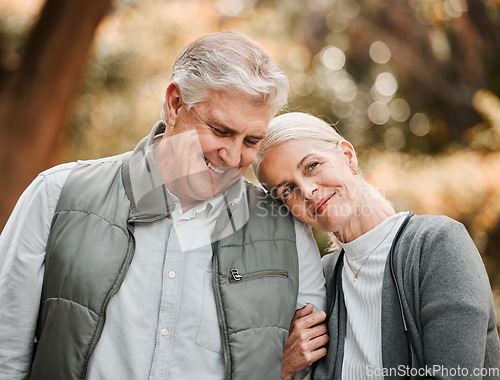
[164,82,183,127]
[339,140,358,172]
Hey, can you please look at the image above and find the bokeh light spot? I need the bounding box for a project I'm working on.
[430,29,451,61]
[390,98,411,122]
[384,127,406,151]
[368,101,391,125]
[326,11,348,32]
[369,41,391,64]
[444,0,467,18]
[321,46,346,71]
[374,72,398,97]
[215,0,255,17]
[333,77,357,102]
[410,113,431,136]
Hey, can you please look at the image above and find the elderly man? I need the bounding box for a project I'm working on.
[0,31,326,379]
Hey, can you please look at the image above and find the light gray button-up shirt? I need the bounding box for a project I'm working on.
[0,162,326,379]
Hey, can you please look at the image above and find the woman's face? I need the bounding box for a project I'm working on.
[258,139,359,233]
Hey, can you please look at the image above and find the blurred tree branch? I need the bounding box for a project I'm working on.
[0,0,113,229]
[294,0,500,148]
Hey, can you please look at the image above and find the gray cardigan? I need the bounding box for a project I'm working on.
[314,214,500,379]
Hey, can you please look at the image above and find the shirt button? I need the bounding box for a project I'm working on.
[176,220,183,227]
[168,271,176,279]
[161,328,168,336]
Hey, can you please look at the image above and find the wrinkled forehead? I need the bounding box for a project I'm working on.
[200,93,273,131]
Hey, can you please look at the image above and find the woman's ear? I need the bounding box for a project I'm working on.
[164,82,183,127]
[339,140,358,173]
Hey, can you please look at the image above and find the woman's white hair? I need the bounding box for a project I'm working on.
[161,31,289,119]
[253,111,393,212]
[253,112,343,182]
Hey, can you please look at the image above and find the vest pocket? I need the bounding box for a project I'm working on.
[195,271,223,355]
[228,268,289,283]
[222,267,294,332]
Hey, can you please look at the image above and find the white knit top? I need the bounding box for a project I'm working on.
[340,212,408,379]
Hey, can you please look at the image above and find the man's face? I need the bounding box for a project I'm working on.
[155,84,274,210]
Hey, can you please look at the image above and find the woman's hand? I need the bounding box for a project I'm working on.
[281,304,329,380]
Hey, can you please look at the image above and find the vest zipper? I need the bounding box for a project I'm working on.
[212,242,232,380]
[81,228,136,379]
[228,268,289,283]
[82,215,171,378]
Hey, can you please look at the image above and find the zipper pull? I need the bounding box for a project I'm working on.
[230,268,242,281]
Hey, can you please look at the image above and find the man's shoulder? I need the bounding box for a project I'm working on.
[37,152,131,189]
[37,152,131,182]
[36,153,131,204]
[243,179,293,219]
[243,178,267,195]
[243,178,280,204]
[76,151,131,167]
[38,162,77,178]
[31,162,78,194]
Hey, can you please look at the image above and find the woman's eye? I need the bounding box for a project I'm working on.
[282,187,293,200]
[307,162,319,172]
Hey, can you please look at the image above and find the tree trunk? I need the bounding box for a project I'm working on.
[0,0,113,229]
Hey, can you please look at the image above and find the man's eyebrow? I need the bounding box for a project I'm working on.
[209,120,233,132]
[247,135,265,141]
[207,119,239,135]
[208,119,265,140]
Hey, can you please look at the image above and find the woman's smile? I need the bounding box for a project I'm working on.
[314,193,335,215]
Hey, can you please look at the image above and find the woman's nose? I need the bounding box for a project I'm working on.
[301,184,318,200]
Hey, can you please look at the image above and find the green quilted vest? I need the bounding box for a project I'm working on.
[31,122,299,380]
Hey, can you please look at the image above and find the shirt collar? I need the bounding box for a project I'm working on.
[122,121,176,222]
[341,212,407,261]
[167,177,246,222]
[122,121,248,225]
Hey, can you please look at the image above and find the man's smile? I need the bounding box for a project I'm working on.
[203,155,228,174]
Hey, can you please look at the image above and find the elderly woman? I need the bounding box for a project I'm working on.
[253,112,500,379]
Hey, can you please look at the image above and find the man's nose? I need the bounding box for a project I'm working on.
[219,141,242,168]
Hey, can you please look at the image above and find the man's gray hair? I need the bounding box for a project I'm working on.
[162,31,289,119]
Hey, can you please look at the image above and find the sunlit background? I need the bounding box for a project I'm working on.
[1,0,500,327]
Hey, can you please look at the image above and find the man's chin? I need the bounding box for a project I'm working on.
[168,170,242,207]
[211,168,242,189]
[180,186,236,210]
[206,177,241,198]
